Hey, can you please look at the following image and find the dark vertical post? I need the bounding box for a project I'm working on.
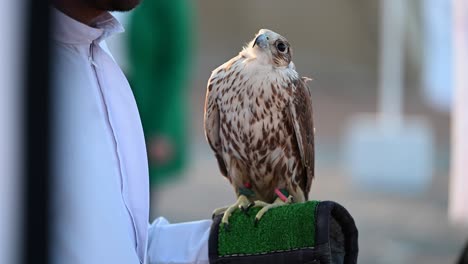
[22,1,50,264]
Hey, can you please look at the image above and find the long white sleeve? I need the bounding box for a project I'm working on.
[147,218,212,264]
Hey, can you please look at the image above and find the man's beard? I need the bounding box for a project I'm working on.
[84,0,141,12]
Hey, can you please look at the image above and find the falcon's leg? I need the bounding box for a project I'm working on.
[253,188,294,226]
[212,182,255,218]
[212,201,253,218]
[212,194,251,230]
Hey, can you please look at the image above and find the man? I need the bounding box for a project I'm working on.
[50,0,211,263]
[127,0,194,187]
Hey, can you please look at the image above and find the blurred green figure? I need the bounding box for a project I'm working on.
[127,0,194,185]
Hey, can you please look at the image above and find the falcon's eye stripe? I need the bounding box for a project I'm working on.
[277,42,287,53]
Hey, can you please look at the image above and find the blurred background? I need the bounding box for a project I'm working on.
[1,0,467,264]
[105,1,466,263]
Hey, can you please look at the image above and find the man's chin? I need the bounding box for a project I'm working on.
[90,0,142,12]
[109,0,141,12]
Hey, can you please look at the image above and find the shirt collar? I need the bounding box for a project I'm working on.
[52,8,124,45]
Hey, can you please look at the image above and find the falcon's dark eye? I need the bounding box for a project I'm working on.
[277,42,287,53]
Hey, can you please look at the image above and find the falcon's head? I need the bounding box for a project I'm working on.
[246,29,293,68]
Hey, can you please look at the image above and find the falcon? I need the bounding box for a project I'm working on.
[204,29,315,227]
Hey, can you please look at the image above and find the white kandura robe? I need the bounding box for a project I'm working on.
[51,9,211,264]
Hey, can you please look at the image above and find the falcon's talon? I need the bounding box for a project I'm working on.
[252,196,292,225]
[240,201,255,216]
[223,223,230,232]
[217,194,251,227]
[240,205,250,216]
[254,218,259,227]
[212,206,228,218]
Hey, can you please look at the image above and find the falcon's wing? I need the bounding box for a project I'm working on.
[288,78,315,199]
[204,75,228,177]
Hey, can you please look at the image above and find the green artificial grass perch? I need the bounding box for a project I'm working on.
[217,200,319,257]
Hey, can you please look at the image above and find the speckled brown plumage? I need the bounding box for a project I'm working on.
[204,29,315,203]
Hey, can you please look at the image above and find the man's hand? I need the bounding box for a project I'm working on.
[148,135,174,165]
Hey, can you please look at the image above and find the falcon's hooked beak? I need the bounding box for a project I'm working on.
[253,34,268,49]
